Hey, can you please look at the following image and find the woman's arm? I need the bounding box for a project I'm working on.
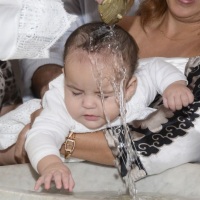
[12,130,115,166]
[0,124,30,165]
[0,144,16,165]
[60,131,115,166]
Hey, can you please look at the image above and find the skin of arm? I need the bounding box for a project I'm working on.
[0,124,30,165]
[13,128,115,167]
[0,144,17,165]
[60,131,115,166]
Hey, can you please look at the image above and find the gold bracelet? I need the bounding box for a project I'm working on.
[64,132,76,159]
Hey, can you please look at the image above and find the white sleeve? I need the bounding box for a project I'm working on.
[134,58,187,107]
[0,0,75,61]
[25,89,72,172]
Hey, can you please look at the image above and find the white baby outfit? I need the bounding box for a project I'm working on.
[23,58,187,171]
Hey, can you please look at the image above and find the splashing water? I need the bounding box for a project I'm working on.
[87,24,141,199]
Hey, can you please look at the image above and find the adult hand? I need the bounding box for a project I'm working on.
[14,124,30,164]
[14,108,42,164]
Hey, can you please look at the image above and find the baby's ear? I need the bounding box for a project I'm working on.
[125,76,137,101]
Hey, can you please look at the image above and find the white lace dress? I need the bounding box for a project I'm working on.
[0,99,41,150]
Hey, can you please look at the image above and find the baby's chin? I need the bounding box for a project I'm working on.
[82,121,107,130]
[77,117,107,130]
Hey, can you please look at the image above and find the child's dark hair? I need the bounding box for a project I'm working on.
[64,22,139,78]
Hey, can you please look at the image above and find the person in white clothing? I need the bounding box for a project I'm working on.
[23,22,193,192]
[0,0,78,115]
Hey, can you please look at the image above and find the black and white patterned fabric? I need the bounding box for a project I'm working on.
[105,56,200,182]
[0,61,22,111]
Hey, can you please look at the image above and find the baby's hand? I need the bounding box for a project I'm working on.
[163,80,194,111]
[34,162,75,192]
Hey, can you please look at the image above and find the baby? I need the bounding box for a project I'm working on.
[26,22,193,191]
[0,22,193,192]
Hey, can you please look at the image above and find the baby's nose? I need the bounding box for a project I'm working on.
[82,95,97,109]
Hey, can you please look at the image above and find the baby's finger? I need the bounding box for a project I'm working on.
[180,94,190,107]
[163,97,169,109]
[34,176,45,191]
[174,96,183,110]
[61,172,70,190]
[165,96,176,111]
[43,173,54,190]
[68,174,75,192]
[188,91,194,104]
[53,171,62,189]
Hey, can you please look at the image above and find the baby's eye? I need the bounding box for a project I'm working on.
[72,91,82,96]
[97,94,109,99]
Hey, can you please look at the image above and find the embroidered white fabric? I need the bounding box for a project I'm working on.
[0,99,41,150]
[0,0,77,60]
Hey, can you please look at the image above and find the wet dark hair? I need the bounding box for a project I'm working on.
[64,22,139,78]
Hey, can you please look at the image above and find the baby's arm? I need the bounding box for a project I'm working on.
[35,155,74,191]
[25,85,75,191]
[163,80,194,111]
[139,58,194,111]
[30,108,75,191]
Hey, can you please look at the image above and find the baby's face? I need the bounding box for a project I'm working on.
[63,50,122,129]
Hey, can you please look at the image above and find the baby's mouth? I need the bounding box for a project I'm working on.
[84,115,99,121]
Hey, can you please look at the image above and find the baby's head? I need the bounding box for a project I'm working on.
[63,22,139,129]
[64,22,138,82]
